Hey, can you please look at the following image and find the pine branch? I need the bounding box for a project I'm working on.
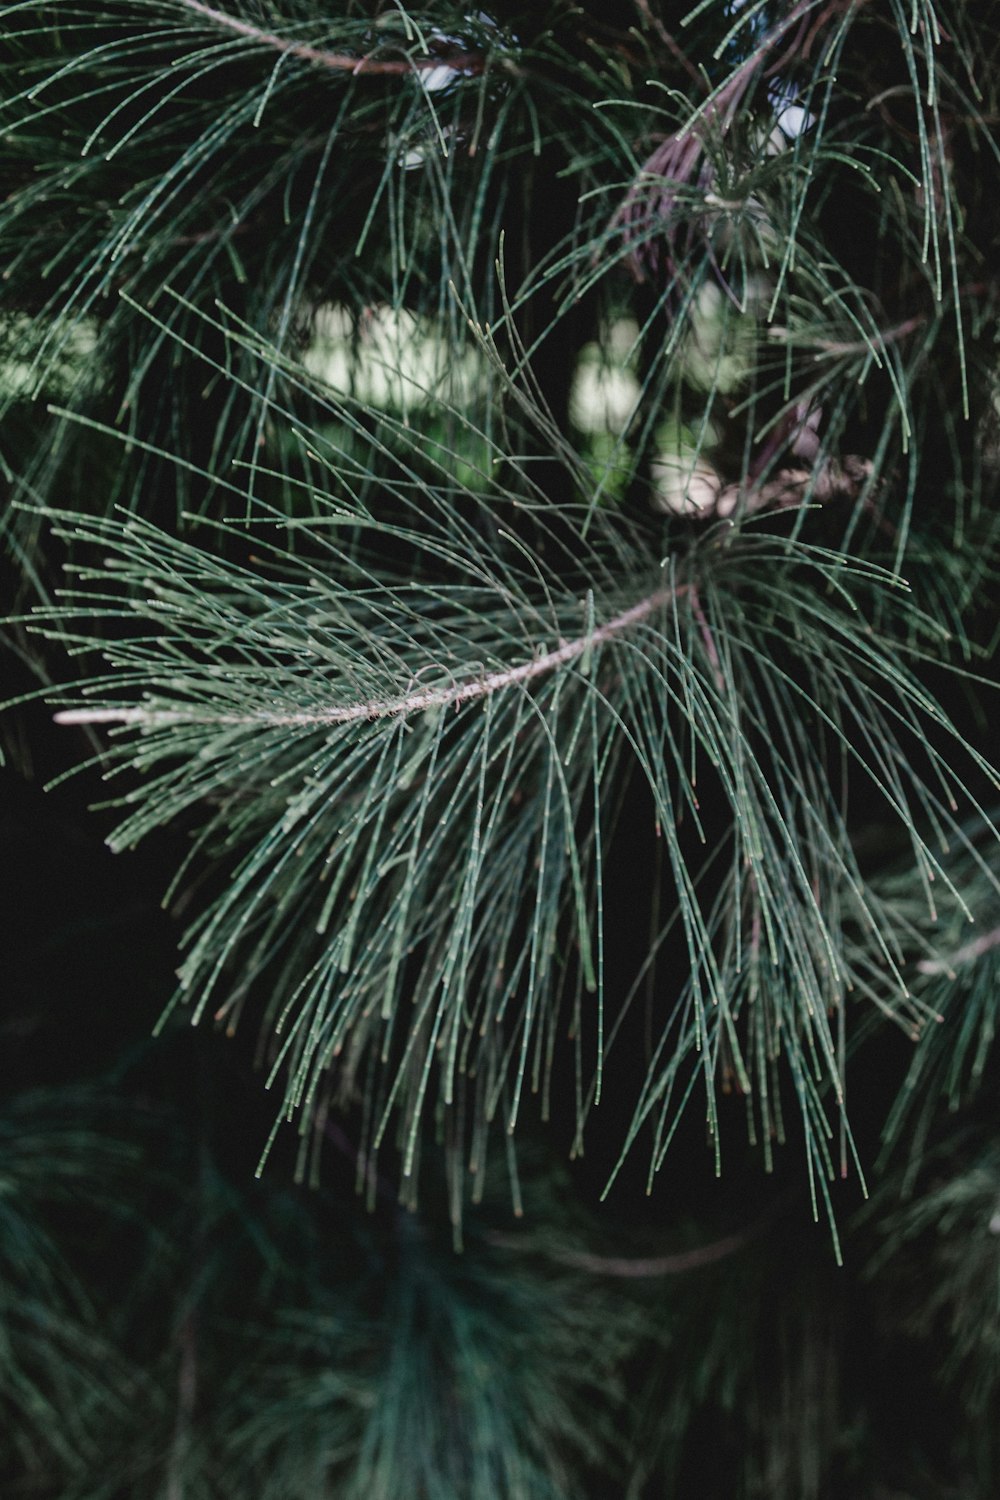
[53,580,685,729]
[175,0,488,78]
[30,471,999,1226]
[5,0,1000,1232]
[5,3,1000,1485]
[488,1217,773,1278]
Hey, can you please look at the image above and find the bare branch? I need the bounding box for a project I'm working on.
[176,0,486,78]
[539,1229,752,1277]
[487,1209,777,1277]
[917,922,1000,977]
[714,454,876,517]
[656,454,876,519]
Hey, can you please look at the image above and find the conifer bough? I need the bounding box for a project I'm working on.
[4,0,1000,1233]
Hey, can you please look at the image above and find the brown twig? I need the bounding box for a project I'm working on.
[165,1315,198,1500]
[633,0,703,88]
[713,454,876,517]
[54,581,687,730]
[659,452,877,521]
[609,0,842,281]
[176,0,485,78]
[486,1203,777,1277]
[538,1228,752,1277]
[916,922,1000,978]
[689,585,725,694]
[765,312,929,359]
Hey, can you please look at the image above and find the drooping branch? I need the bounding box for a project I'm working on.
[54,581,685,730]
[528,1229,753,1278]
[176,0,486,78]
[488,1204,778,1277]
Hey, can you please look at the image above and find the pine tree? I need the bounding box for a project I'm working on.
[3,2,1000,1495]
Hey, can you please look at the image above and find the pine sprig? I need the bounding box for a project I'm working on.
[29,450,999,1218]
[4,3,1000,1488]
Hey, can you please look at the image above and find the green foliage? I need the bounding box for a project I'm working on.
[878,815,1000,1168]
[0,1092,138,1490]
[31,445,999,1225]
[864,1128,1000,1493]
[4,0,1000,1494]
[2,1108,637,1500]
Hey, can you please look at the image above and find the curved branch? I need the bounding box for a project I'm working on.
[487,1211,775,1277]
[532,1228,753,1277]
[54,581,686,730]
[176,0,486,77]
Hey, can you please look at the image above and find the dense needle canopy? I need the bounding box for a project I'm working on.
[3,3,1000,1494]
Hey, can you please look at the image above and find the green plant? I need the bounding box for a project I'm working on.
[4,2,1000,1494]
